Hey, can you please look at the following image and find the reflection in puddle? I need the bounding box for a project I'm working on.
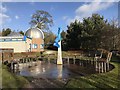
[14,60,96,79]
[57,65,62,79]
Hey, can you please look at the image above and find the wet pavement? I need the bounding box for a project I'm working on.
[14,60,97,79]
[12,59,114,88]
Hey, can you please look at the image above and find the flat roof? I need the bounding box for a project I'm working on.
[0,36,23,39]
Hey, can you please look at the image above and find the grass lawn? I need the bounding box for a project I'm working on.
[2,65,30,89]
[65,56,120,89]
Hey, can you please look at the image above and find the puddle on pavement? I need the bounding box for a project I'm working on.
[13,60,97,79]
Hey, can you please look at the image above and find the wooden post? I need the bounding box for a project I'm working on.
[23,58,24,66]
[107,62,109,71]
[31,58,33,66]
[17,61,19,70]
[98,62,100,73]
[67,56,69,64]
[104,62,106,72]
[11,61,13,70]
[22,58,23,63]
[93,60,94,65]
[81,60,82,66]
[81,60,83,66]
[24,58,25,66]
[29,58,30,66]
[82,60,84,66]
[95,61,98,71]
[30,58,32,66]
[25,58,27,66]
[14,63,17,70]
[23,58,25,64]
[26,58,28,66]
[79,60,81,66]
[73,57,75,64]
[101,62,103,73]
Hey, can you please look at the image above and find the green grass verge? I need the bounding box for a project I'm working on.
[65,62,120,88]
[2,65,29,89]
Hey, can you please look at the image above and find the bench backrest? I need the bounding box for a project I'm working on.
[106,52,112,62]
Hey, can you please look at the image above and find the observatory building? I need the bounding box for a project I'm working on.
[0,27,44,53]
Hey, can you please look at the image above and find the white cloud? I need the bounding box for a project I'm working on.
[0,5,11,26]
[66,0,114,24]
[15,15,19,19]
[0,5,7,13]
[0,13,10,25]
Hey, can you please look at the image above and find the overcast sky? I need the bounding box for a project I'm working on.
[0,1,118,34]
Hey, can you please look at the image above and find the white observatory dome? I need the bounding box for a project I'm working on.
[25,28,44,39]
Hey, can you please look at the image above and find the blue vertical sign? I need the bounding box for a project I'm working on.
[53,27,61,48]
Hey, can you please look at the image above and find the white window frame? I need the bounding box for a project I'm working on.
[32,44,38,49]
[40,44,44,49]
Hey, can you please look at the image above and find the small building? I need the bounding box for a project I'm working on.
[0,27,44,53]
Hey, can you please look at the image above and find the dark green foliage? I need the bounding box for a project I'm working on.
[19,31,24,35]
[81,14,107,49]
[65,20,83,50]
[2,28,11,36]
[44,31,56,48]
[63,13,120,51]
[61,30,66,39]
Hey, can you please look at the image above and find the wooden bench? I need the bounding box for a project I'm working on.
[96,52,112,63]
[95,52,112,73]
